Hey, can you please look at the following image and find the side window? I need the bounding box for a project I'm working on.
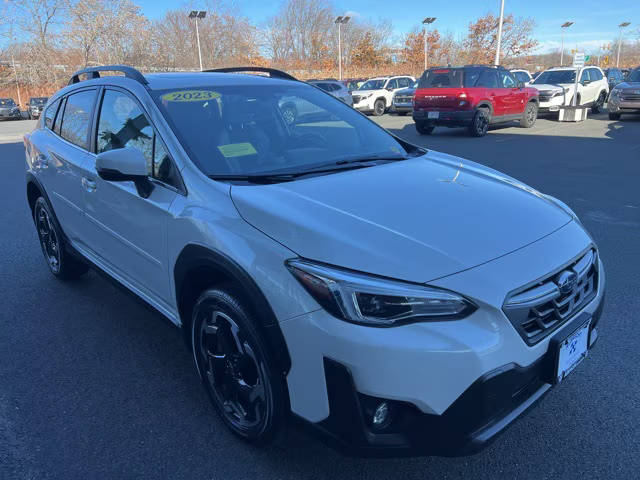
[590,69,603,81]
[44,98,61,130]
[97,89,179,188]
[477,70,499,88]
[386,79,398,89]
[580,69,590,82]
[59,90,96,150]
[500,71,517,88]
[97,90,153,173]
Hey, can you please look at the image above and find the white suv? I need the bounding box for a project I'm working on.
[531,66,609,113]
[352,75,415,116]
[24,65,605,456]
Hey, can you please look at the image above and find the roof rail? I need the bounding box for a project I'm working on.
[68,65,148,86]
[463,64,507,70]
[203,67,298,81]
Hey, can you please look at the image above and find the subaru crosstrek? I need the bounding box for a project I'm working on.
[24,65,605,457]
[413,65,539,137]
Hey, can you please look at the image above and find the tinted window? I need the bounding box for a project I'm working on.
[500,71,517,88]
[629,69,640,82]
[152,84,407,176]
[358,79,386,90]
[44,98,61,129]
[513,71,530,83]
[533,70,576,84]
[477,70,499,88]
[153,136,179,186]
[418,69,464,88]
[386,79,398,89]
[59,90,96,149]
[313,83,331,92]
[579,69,590,82]
[590,69,603,81]
[0,98,16,107]
[97,90,153,172]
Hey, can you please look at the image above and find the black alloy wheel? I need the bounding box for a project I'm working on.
[591,92,606,114]
[373,99,386,116]
[520,102,538,128]
[469,109,489,137]
[192,288,284,444]
[33,197,88,280]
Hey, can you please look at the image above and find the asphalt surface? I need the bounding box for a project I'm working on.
[1,112,639,479]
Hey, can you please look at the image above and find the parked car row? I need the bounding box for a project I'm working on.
[0,96,49,120]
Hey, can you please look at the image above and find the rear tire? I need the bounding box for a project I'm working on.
[415,121,434,135]
[191,288,286,445]
[33,197,88,280]
[520,102,538,128]
[397,111,407,116]
[468,109,490,137]
[591,91,606,114]
[372,99,386,116]
[609,112,621,120]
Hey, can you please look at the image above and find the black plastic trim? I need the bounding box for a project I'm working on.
[68,65,148,86]
[203,66,298,81]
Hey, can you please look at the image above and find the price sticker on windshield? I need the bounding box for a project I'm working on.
[218,143,258,158]
[161,90,220,102]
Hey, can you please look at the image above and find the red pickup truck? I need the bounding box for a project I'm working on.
[412,65,539,137]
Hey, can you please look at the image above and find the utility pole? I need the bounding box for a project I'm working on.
[189,10,207,71]
[422,17,436,71]
[616,22,630,67]
[494,0,505,65]
[335,16,350,81]
[11,53,22,107]
[560,22,573,66]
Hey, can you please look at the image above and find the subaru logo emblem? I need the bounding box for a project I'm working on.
[557,271,578,295]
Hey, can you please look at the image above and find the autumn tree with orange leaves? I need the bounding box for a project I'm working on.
[401,27,442,71]
[463,13,538,64]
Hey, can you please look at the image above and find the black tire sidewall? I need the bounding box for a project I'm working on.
[191,288,285,445]
[373,99,385,116]
[470,110,489,137]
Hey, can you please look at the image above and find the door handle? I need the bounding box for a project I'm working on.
[82,177,97,192]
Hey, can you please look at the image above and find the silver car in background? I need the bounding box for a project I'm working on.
[392,81,417,115]
[308,80,353,106]
[607,67,640,121]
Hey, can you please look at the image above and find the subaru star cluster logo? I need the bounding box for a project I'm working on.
[557,270,578,295]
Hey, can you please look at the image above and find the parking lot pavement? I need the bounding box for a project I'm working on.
[0,119,37,144]
[1,117,639,479]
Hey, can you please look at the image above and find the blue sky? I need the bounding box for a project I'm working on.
[137,0,638,54]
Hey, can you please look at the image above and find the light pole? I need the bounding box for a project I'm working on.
[422,17,436,71]
[335,16,350,81]
[616,22,631,67]
[560,21,573,66]
[189,10,207,71]
[494,0,505,65]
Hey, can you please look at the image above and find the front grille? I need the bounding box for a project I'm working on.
[538,93,553,102]
[503,249,598,345]
[394,96,412,104]
[622,94,640,101]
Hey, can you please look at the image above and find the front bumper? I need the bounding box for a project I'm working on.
[0,110,21,119]
[412,109,475,126]
[392,102,413,113]
[607,96,640,113]
[281,221,605,456]
[306,301,602,457]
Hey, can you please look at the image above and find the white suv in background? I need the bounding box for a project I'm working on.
[352,75,415,116]
[531,66,609,113]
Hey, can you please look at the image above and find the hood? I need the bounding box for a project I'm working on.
[532,83,568,92]
[614,81,640,90]
[231,151,572,283]
[353,89,378,96]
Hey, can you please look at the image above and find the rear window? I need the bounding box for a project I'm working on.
[629,69,640,82]
[0,98,16,106]
[418,69,463,88]
[59,90,96,150]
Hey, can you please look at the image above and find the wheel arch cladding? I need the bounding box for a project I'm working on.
[477,102,493,115]
[174,244,291,374]
[26,179,41,214]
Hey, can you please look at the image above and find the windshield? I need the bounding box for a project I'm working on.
[513,71,530,83]
[418,69,464,88]
[629,69,640,82]
[358,79,385,90]
[30,97,48,104]
[152,83,408,176]
[533,70,576,84]
[0,99,16,106]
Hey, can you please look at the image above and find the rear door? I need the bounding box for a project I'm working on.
[37,89,98,243]
[475,69,506,116]
[579,69,595,103]
[499,70,527,115]
[79,87,180,310]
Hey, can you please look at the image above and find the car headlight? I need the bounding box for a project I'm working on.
[610,88,621,98]
[362,93,373,100]
[287,259,475,327]
[551,90,564,98]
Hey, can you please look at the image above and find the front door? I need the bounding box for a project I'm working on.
[79,88,179,312]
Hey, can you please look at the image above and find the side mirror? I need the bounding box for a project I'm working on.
[386,87,394,91]
[95,147,153,198]
[517,81,525,88]
[582,79,591,86]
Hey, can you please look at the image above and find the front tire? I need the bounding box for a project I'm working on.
[33,197,88,280]
[372,99,386,116]
[520,102,538,128]
[191,288,286,445]
[591,91,606,114]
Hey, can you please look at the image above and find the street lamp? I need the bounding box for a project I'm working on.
[335,16,350,81]
[494,0,505,65]
[560,21,574,66]
[188,10,207,71]
[422,17,436,71]
[616,22,631,67]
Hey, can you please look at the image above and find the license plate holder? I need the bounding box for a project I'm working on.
[554,320,590,383]
[428,111,439,119]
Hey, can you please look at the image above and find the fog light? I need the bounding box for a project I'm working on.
[372,402,391,429]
